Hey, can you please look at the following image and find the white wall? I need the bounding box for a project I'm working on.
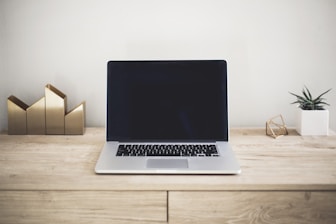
[1,0,336,131]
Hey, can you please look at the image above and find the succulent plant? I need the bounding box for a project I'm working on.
[289,86,331,110]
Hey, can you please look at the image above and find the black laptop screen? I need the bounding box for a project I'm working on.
[107,60,228,141]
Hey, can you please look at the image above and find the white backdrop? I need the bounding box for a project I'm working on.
[1,0,335,131]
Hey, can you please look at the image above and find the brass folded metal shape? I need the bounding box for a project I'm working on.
[27,97,46,134]
[65,102,86,135]
[45,84,67,135]
[7,84,85,135]
[7,95,29,135]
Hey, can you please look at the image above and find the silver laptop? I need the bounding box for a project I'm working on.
[95,60,241,174]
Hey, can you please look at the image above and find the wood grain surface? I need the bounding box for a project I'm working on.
[0,128,335,223]
[0,191,167,224]
[169,191,336,224]
[0,128,335,191]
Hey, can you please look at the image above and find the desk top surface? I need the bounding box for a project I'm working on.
[1,128,335,191]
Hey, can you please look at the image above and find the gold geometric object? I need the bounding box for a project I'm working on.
[65,102,86,135]
[7,84,85,135]
[27,97,46,134]
[266,114,288,139]
[45,84,67,135]
[7,95,29,135]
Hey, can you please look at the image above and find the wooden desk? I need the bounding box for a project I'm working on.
[0,128,335,223]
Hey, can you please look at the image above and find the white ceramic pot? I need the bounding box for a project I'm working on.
[296,109,329,136]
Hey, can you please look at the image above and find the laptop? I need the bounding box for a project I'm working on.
[95,60,241,174]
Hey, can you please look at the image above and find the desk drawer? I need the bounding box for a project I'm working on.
[169,191,336,224]
[0,191,167,224]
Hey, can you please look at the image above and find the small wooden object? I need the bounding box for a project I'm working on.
[266,114,288,138]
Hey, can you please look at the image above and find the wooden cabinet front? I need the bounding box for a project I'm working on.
[169,191,336,224]
[0,191,167,224]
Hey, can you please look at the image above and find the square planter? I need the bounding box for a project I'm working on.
[296,109,329,136]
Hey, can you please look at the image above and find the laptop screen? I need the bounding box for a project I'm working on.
[107,60,228,142]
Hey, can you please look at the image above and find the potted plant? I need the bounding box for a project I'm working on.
[289,86,332,136]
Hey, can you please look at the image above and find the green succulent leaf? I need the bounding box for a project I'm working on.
[302,87,311,101]
[289,86,331,110]
[304,86,313,100]
[315,88,332,101]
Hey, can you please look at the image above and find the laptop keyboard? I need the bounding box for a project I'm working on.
[116,144,219,157]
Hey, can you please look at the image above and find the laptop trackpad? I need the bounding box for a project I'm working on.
[146,159,188,169]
